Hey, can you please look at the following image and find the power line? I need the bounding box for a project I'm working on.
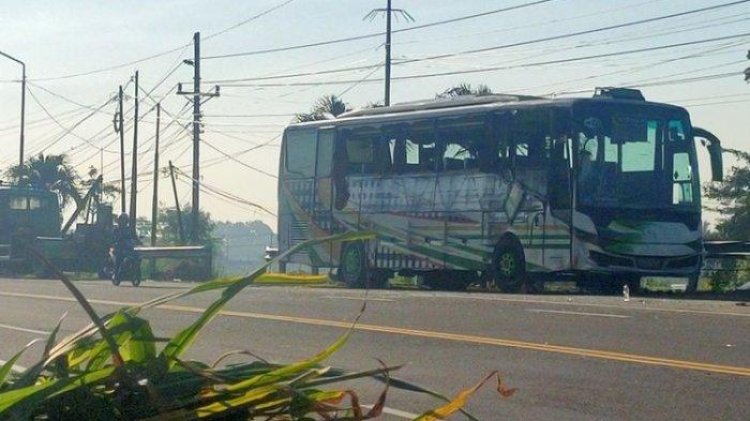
[173,168,276,216]
[395,0,750,67]
[27,0,298,82]
[220,31,750,88]
[206,0,750,84]
[203,0,556,60]
[25,85,119,154]
[200,138,277,179]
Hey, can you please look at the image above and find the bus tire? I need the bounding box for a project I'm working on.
[493,237,525,293]
[339,241,367,288]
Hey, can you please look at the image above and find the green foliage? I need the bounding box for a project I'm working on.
[295,94,350,122]
[707,259,750,292]
[437,83,494,98]
[158,205,215,246]
[5,153,80,207]
[704,148,750,240]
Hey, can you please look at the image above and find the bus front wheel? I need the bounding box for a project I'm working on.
[492,240,525,293]
[339,241,367,288]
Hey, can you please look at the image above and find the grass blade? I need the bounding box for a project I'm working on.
[0,340,40,389]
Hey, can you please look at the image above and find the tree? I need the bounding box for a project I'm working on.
[704,148,750,240]
[5,153,80,207]
[294,94,350,122]
[437,83,494,99]
[158,205,215,246]
[81,166,120,201]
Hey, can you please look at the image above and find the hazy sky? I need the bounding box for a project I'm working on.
[1,0,748,229]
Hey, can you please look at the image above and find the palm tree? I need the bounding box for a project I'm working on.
[437,83,494,98]
[5,153,80,207]
[294,94,350,122]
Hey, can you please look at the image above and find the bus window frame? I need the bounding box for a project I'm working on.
[283,128,318,179]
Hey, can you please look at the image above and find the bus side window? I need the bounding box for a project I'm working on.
[438,114,484,171]
[284,129,317,178]
[345,137,373,174]
[512,109,551,169]
[9,196,27,210]
[28,197,42,210]
[403,120,437,173]
[316,130,334,177]
[491,113,511,173]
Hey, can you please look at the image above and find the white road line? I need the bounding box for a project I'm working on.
[0,323,51,336]
[323,295,398,302]
[527,309,631,319]
[361,404,419,419]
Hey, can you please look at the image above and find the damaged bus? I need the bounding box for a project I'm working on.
[277,88,723,293]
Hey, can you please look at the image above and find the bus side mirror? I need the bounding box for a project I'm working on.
[693,127,723,182]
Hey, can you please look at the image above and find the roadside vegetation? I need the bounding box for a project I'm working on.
[703,148,750,292]
[0,232,513,419]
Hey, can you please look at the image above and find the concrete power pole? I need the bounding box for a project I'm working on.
[129,71,139,235]
[177,32,219,243]
[117,85,126,214]
[150,103,161,247]
[191,33,200,243]
[364,1,413,107]
[385,0,392,106]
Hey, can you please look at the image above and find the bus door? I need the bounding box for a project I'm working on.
[279,129,318,269]
[314,127,336,268]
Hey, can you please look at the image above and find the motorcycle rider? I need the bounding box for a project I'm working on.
[112,213,137,281]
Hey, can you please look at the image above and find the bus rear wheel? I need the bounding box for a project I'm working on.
[339,241,367,288]
[492,241,525,293]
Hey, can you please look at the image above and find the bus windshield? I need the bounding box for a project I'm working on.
[574,104,700,211]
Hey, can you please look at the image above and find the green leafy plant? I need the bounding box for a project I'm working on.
[0,231,512,419]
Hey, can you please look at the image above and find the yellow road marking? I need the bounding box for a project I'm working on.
[1,291,748,377]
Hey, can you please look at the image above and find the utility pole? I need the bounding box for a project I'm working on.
[149,103,161,276]
[385,0,392,106]
[0,50,26,165]
[364,1,413,106]
[129,71,139,235]
[191,33,200,244]
[117,85,126,214]
[168,160,186,244]
[177,32,219,243]
[150,103,161,247]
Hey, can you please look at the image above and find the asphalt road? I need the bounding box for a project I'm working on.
[0,277,748,420]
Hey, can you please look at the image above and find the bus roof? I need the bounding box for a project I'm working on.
[285,88,688,131]
[0,184,58,197]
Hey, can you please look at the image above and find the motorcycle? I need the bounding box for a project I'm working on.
[107,245,142,287]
